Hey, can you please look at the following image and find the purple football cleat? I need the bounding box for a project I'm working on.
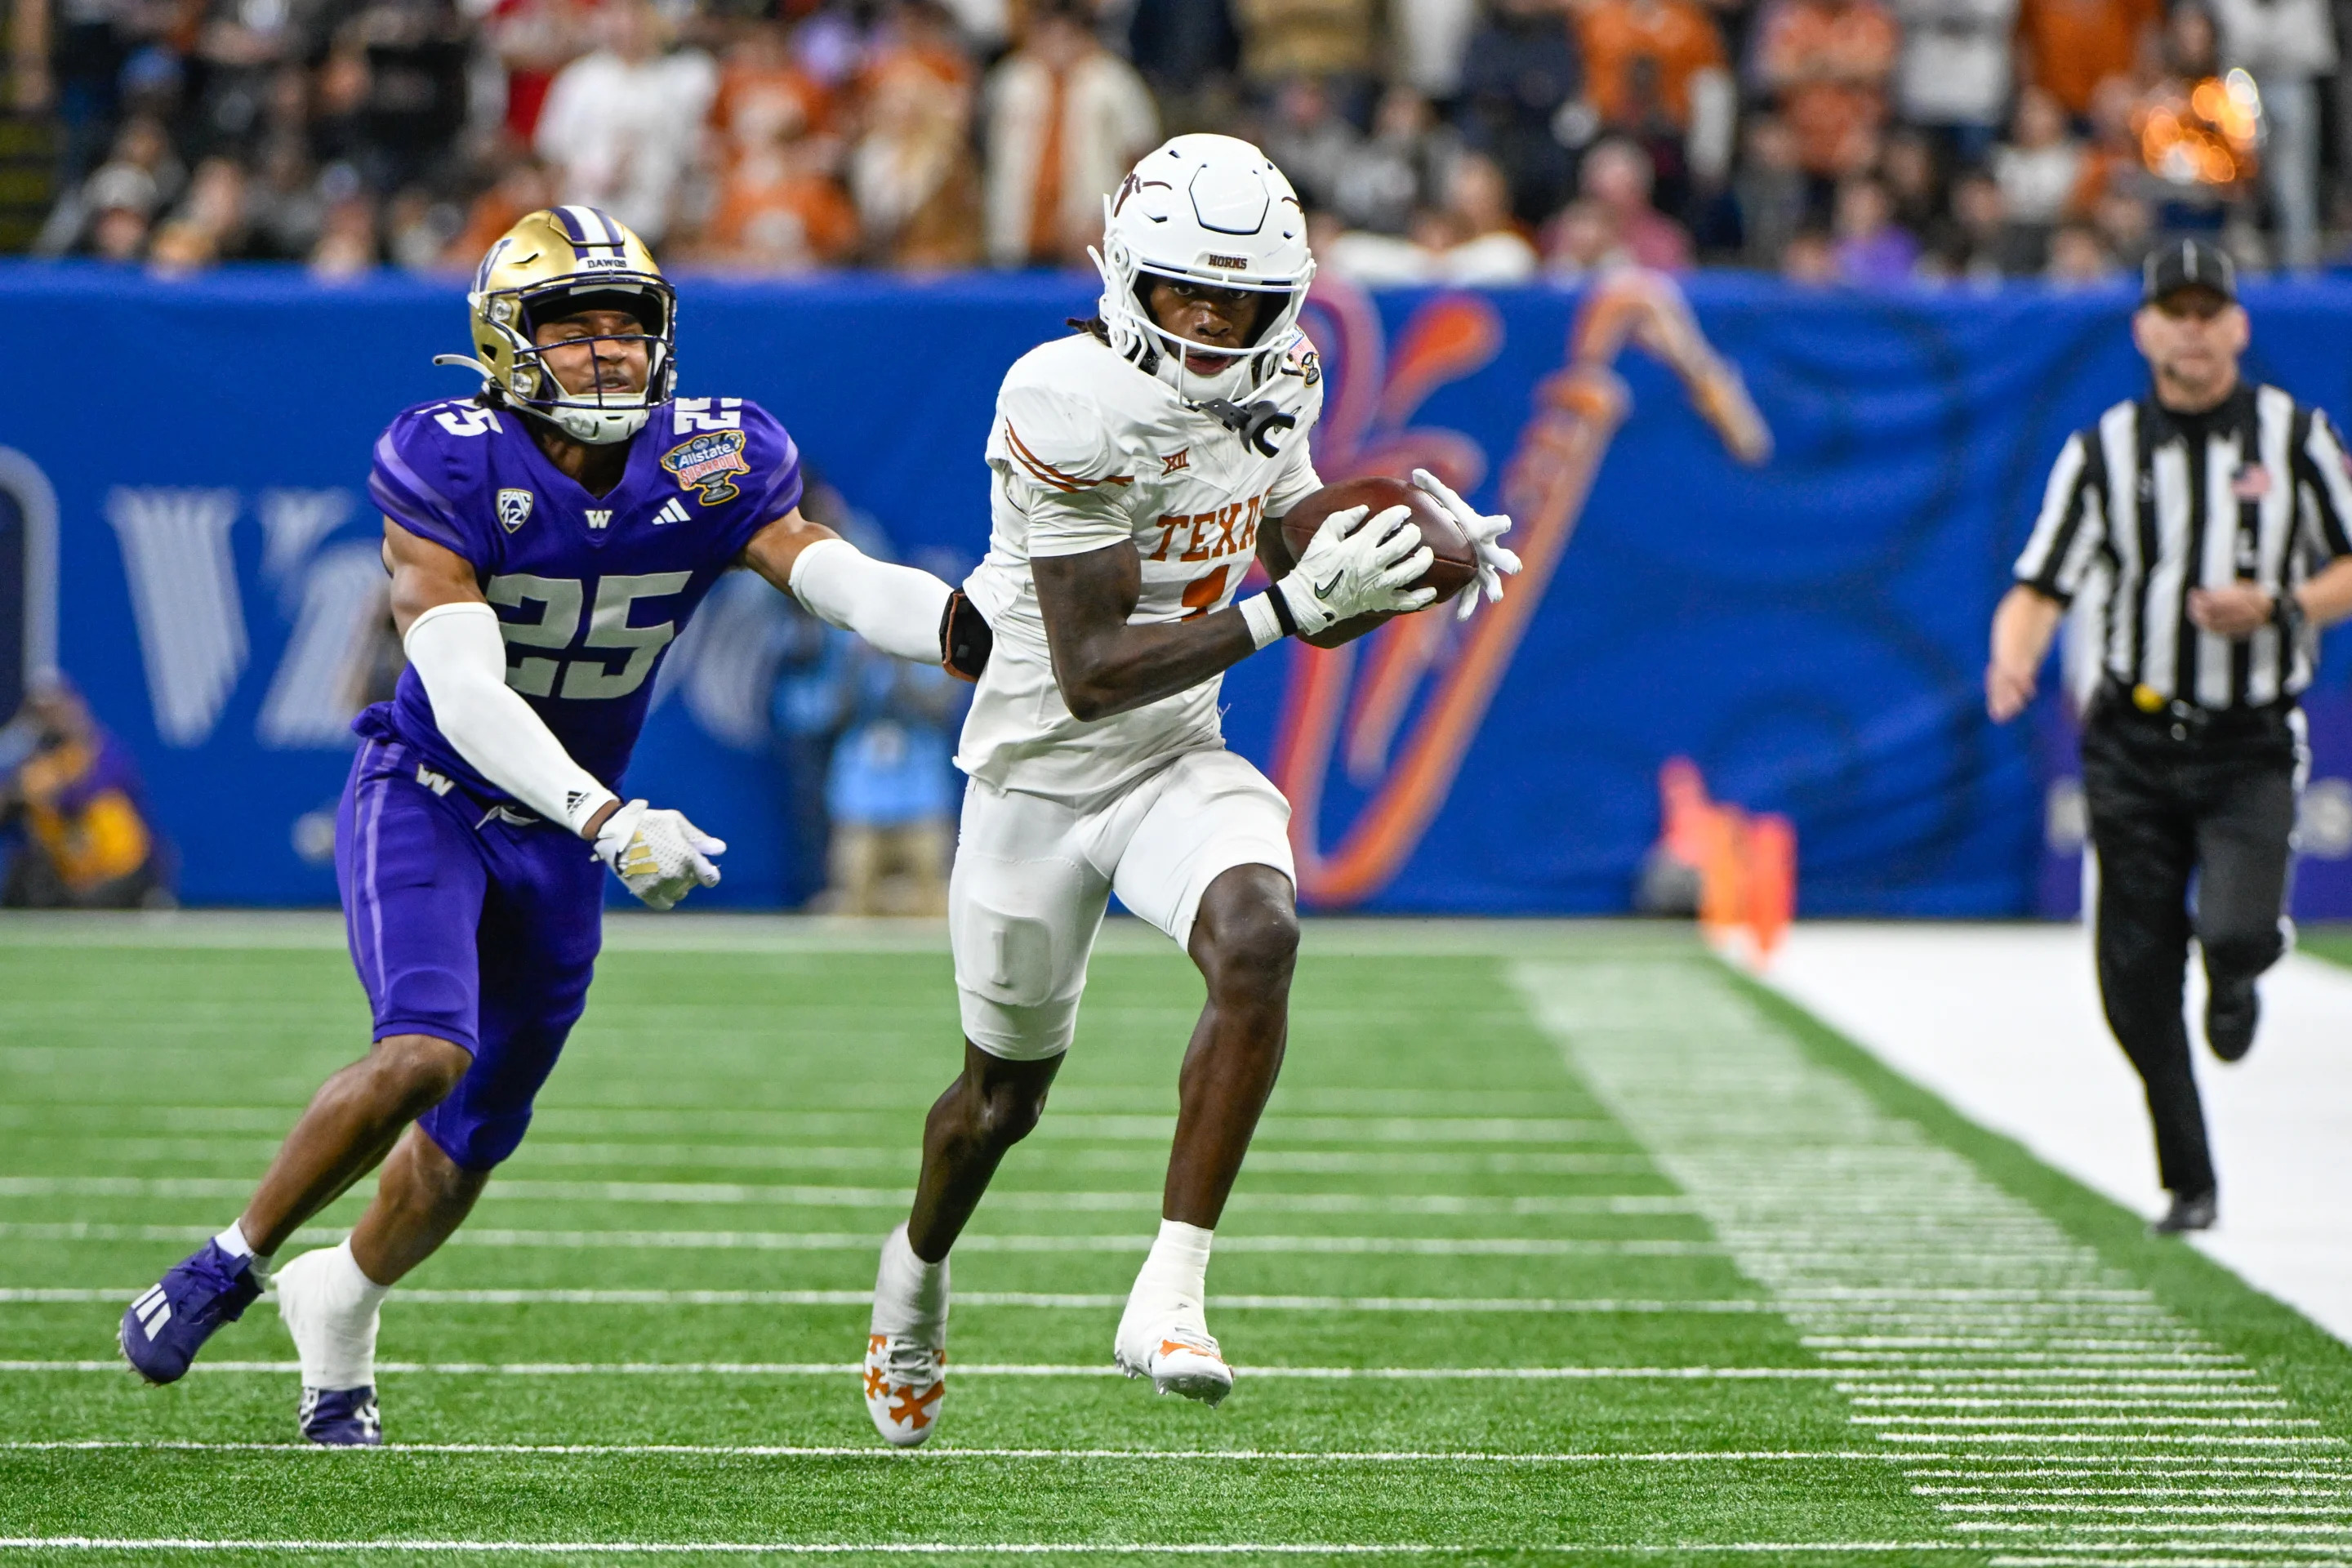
[118,1241,262,1385]
[299,1385,382,1446]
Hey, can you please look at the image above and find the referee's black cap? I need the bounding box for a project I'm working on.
[2142,238,2237,305]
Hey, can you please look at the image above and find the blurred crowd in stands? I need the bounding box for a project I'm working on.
[8,0,2349,281]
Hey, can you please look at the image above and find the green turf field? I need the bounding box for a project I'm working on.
[1,915,2346,1566]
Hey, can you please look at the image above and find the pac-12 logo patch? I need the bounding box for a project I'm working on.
[497,488,535,532]
[662,430,751,505]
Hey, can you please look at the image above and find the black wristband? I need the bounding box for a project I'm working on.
[1267,581,1301,638]
[2274,588,2307,643]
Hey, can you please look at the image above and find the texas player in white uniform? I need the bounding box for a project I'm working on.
[860,135,1521,1446]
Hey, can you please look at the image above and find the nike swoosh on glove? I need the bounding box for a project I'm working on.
[1274,503,1437,636]
[1410,468,1522,621]
[593,800,726,911]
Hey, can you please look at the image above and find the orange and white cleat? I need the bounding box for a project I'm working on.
[1113,1319,1233,1407]
[863,1332,947,1446]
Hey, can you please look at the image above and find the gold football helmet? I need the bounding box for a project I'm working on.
[442,205,678,446]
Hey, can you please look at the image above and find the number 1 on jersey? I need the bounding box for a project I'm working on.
[1180,564,1231,621]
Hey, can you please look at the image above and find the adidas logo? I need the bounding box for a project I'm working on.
[131,1285,172,1340]
[653,497,690,527]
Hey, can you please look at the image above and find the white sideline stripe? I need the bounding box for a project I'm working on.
[1982,1561,2352,1568]
[1508,958,2340,1564]
[1760,926,2352,1349]
[1851,1398,2292,1410]
[0,1288,1776,1314]
[1920,1486,2352,1498]
[0,1441,1909,1463]
[0,1541,1976,1558]
[0,1361,1841,1380]
[1941,1503,2352,1517]
[1851,1416,2323,1428]
[1986,1560,2352,1568]
[0,1176,1690,1217]
[1872,1434,2341,1448]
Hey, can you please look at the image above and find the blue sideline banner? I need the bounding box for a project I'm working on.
[10,263,2352,913]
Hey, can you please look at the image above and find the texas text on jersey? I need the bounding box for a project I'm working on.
[957,327,1325,800]
[367,394,803,802]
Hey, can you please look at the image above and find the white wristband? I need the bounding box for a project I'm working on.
[1239,592,1288,649]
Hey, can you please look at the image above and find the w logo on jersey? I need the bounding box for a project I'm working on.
[498,489,535,533]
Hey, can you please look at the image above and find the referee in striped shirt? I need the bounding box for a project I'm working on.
[1987,238,2352,1236]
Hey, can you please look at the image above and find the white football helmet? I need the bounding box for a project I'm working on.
[1093,135,1316,400]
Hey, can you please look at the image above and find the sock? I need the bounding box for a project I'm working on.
[214,1221,270,1276]
[870,1223,950,1343]
[1125,1218,1214,1326]
[286,1240,392,1391]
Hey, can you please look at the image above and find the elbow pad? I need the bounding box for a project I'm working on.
[402,602,617,834]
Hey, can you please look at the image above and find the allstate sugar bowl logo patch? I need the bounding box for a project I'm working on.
[662,430,751,506]
[497,488,534,532]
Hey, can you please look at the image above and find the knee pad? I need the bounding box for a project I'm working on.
[951,852,1100,1061]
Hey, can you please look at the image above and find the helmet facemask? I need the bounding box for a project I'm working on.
[479,276,678,446]
[1094,220,1312,404]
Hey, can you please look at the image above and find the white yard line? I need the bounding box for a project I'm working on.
[0,1115,1623,1149]
[0,1361,1839,1379]
[0,1141,1664,1178]
[0,1288,1773,1313]
[0,910,1680,960]
[1510,957,2345,1567]
[0,1223,1720,1257]
[0,1176,1687,1217]
[0,1441,1902,1463]
[0,1540,1980,1557]
[1760,924,2352,1348]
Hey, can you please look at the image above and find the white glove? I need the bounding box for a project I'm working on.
[593,800,726,911]
[1411,469,1521,622]
[1272,504,1437,637]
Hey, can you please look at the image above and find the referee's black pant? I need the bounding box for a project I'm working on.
[2081,688,2300,1201]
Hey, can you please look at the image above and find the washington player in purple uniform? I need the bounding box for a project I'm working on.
[118,206,991,1443]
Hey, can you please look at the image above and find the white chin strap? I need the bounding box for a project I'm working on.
[1153,347,1254,404]
[550,404,651,445]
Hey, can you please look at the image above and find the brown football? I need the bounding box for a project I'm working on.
[1276,474,1477,647]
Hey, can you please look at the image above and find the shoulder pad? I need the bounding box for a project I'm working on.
[371,401,499,558]
[994,369,1134,493]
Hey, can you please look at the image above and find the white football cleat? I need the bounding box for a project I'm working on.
[863,1333,947,1447]
[1113,1318,1233,1407]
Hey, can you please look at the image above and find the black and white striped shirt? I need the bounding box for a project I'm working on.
[2016,383,2352,708]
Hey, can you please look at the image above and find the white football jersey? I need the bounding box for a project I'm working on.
[958,330,1326,800]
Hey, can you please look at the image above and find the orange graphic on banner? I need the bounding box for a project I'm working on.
[1655,756,1797,963]
[1272,270,1771,907]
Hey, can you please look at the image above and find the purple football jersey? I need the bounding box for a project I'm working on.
[363,395,803,800]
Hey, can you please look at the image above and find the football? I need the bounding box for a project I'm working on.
[1276,474,1479,646]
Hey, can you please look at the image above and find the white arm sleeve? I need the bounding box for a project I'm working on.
[403,601,618,835]
[787,537,951,664]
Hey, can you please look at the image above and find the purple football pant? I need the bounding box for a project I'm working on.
[335,734,604,1170]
